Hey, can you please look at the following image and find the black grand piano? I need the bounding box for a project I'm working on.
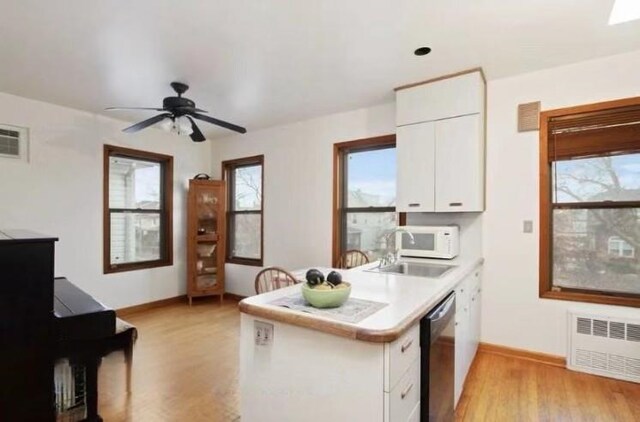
[1,230,116,421]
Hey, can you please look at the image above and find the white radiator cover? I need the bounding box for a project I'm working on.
[568,310,640,383]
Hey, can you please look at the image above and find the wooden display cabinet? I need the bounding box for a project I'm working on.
[187,179,226,305]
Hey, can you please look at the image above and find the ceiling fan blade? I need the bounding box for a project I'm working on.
[186,117,206,142]
[191,113,247,134]
[105,107,165,111]
[123,113,172,133]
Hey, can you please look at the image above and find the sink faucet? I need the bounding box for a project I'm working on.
[379,227,415,267]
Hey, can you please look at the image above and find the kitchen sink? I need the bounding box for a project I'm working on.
[367,261,456,278]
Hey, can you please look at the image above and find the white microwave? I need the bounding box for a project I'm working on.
[396,225,459,259]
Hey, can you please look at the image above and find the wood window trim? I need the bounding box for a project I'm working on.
[103,144,174,274]
[539,96,640,308]
[222,155,264,267]
[332,134,405,267]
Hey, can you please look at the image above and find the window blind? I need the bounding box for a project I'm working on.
[548,104,640,161]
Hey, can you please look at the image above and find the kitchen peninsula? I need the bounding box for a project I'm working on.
[238,257,483,422]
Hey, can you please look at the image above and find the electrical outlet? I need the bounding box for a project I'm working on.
[523,220,533,233]
[254,321,274,347]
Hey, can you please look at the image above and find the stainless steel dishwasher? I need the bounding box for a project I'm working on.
[420,292,456,421]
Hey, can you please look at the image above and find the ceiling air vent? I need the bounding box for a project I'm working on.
[0,124,28,161]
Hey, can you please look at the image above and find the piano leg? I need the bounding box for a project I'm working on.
[81,356,103,422]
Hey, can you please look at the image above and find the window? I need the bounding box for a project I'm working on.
[608,236,635,258]
[103,145,173,273]
[540,97,640,307]
[223,155,264,266]
[333,135,402,266]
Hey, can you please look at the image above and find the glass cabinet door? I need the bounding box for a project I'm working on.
[194,187,221,291]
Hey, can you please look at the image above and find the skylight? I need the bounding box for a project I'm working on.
[609,0,640,25]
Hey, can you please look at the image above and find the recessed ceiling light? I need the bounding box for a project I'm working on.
[609,0,640,25]
[414,47,432,56]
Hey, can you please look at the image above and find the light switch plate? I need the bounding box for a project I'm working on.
[254,320,274,347]
[523,220,533,233]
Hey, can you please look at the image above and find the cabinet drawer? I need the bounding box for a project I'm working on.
[385,324,420,391]
[386,358,420,422]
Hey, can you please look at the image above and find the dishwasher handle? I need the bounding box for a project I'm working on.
[423,292,455,346]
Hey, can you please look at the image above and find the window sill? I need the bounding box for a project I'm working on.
[226,257,263,267]
[104,259,173,274]
[540,289,640,308]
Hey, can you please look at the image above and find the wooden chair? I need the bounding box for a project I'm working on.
[255,267,299,294]
[338,249,370,269]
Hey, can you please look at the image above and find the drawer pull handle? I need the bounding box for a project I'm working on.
[449,202,463,207]
[401,339,414,353]
[408,203,420,207]
[401,383,414,400]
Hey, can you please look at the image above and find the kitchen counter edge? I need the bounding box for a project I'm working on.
[238,257,484,343]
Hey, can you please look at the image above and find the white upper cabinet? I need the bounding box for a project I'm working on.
[396,122,435,212]
[396,71,484,126]
[395,69,486,213]
[435,114,484,212]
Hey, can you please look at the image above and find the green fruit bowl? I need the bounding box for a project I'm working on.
[301,282,352,308]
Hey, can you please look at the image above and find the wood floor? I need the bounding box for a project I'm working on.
[99,299,640,422]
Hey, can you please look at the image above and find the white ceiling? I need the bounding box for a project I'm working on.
[1,0,639,138]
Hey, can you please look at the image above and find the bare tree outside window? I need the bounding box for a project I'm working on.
[223,156,264,266]
[552,155,640,295]
[336,140,398,263]
[540,98,640,307]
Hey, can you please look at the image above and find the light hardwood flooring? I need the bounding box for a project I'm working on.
[99,299,640,422]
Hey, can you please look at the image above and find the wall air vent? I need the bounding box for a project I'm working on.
[517,101,540,132]
[0,124,28,161]
[568,311,640,383]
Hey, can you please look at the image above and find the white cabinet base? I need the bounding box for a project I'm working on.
[454,265,483,407]
[240,314,385,422]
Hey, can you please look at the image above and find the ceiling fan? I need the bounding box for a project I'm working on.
[105,82,247,142]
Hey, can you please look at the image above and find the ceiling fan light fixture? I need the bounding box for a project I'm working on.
[158,117,174,132]
[609,0,640,24]
[175,116,193,135]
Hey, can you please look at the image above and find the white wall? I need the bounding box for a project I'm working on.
[483,49,640,356]
[215,49,640,357]
[0,92,211,309]
[212,103,396,297]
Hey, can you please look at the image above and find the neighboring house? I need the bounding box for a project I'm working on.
[587,189,640,263]
[555,188,640,294]
[110,160,161,263]
[346,189,396,258]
